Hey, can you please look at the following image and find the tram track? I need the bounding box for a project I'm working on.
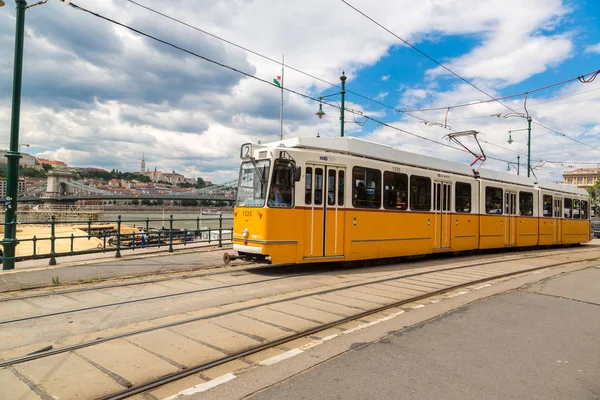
[102,254,600,399]
[0,245,596,328]
[2,247,598,371]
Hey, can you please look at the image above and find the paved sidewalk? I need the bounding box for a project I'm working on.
[246,267,600,400]
[0,242,238,292]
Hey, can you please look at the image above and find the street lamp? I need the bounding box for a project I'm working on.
[315,71,347,137]
[504,113,533,178]
[1,0,45,271]
[506,155,521,175]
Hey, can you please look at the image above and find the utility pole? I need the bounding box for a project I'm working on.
[2,0,27,271]
[517,155,520,176]
[526,116,532,178]
[340,72,346,138]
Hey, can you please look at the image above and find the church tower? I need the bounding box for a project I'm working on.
[141,152,145,173]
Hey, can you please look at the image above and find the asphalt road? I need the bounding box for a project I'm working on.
[248,267,600,400]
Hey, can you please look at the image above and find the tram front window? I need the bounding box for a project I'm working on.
[268,160,294,208]
[236,160,270,207]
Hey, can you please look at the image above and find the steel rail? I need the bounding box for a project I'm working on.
[2,249,597,368]
[0,246,593,324]
[102,255,600,400]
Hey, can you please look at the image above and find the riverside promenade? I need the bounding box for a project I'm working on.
[0,241,239,292]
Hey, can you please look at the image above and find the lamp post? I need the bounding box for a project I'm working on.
[315,71,346,137]
[504,114,532,178]
[1,0,27,271]
[506,155,521,175]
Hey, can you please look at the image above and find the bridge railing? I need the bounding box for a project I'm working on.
[0,214,233,267]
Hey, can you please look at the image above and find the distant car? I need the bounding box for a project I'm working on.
[592,221,600,238]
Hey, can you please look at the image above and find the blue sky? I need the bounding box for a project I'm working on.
[0,0,599,183]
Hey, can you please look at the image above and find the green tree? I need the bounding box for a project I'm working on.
[131,198,140,206]
[141,199,151,206]
[42,163,54,171]
[195,177,206,189]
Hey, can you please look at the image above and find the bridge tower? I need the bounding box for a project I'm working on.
[46,170,75,197]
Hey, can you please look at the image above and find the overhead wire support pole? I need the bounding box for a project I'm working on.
[2,0,27,271]
[279,55,284,140]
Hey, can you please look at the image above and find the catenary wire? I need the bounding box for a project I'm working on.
[61,1,537,168]
[339,0,600,154]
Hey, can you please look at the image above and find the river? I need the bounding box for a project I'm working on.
[100,211,233,230]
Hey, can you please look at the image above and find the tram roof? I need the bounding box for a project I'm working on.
[270,136,587,196]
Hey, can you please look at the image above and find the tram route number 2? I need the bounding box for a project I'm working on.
[242,211,253,217]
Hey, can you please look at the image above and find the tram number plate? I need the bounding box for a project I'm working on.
[392,167,402,173]
[242,211,253,217]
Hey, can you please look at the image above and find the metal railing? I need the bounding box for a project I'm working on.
[0,214,233,268]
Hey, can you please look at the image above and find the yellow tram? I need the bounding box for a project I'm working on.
[228,137,591,265]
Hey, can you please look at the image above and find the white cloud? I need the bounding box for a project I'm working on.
[584,43,600,54]
[0,0,590,183]
[374,92,388,101]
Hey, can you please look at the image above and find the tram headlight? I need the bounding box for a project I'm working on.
[241,228,249,238]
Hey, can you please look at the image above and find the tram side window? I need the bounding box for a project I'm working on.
[314,168,323,205]
[410,176,431,211]
[338,171,345,206]
[519,192,534,216]
[352,167,381,209]
[268,160,295,208]
[543,195,552,217]
[383,172,408,210]
[573,199,581,219]
[485,187,503,214]
[455,182,471,213]
[582,200,589,219]
[328,170,336,206]
[564,198,572,218]
[305,167,312,205]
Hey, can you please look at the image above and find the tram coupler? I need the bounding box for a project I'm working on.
[223,252,240,266]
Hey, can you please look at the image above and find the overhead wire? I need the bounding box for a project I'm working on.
[61,0,521,167]
[339,0,600,155]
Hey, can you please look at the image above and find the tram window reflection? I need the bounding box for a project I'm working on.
[519,192,534,216]
[314,168,323,205]
[338,171,345,206]
[383,171,408,210]
[410,176,431,211]
[268,160,294,208]
[352,166,381,209]
[328,170,336,206]
[543,195,552,217]
[564,198,572,218]
[573,199,581,219]
[305,167,312,205]
[485,187,503,214]
[455,182,471,213]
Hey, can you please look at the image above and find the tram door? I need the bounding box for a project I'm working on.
[504,191,517,245]
[306,164,345,258]
[433,181,452,249]
[553,198,562,243]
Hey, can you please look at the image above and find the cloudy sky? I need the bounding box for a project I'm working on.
[0,0,599,183]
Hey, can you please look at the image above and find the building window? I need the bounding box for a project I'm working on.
[383,171,408,210]
[543,195,552,217]
[485,187,503,214]
[352,166,381,209]
[410,176,431,211]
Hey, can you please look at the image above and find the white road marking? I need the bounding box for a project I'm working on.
[412,304,425,309]
[447,291,468,298]
[475,284,492,290]
[260,349,304,366]
[163,373,236,399]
